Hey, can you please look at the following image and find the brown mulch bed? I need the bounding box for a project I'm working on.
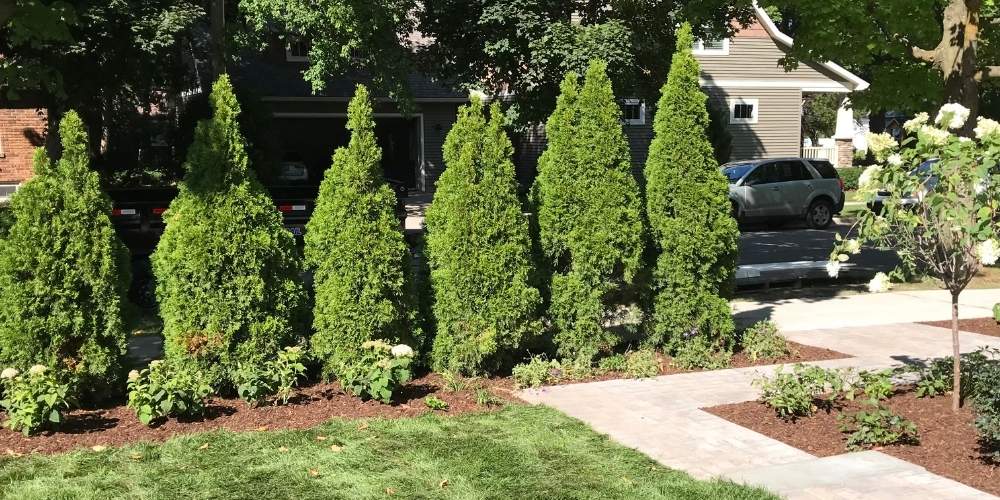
[922,317,1000,337]
[545,341,851,386]
[0,373,517,456]
[705,390,1000,497]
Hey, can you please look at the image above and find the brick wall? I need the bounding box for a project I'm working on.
[0,108,48,184]
[835,138,854,168]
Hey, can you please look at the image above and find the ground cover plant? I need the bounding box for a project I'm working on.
[0,406,778,500]
[0,365,74,436]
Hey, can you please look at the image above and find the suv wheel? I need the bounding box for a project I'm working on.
[806,199,833,229]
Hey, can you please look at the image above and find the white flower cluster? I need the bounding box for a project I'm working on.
[28,364,47,376]
[868,272,892,293]
[0,367,19,379]
[886,153,904,167]
[975,117,1000,141]
[866,132,897,162]
[844,239,862,255]
[903,112,929,133]
[857,165,882,194]
[825,260,842,278]
[128,369,141,382]
[935,103,971,130]
[391,344,414,358]
[917,125,951,146]
[978,239,1000,267]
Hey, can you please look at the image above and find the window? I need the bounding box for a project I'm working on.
[729,98,759,124]
[286,39,310,62]
[621,99,645,125]
[0,183,19,203]
[692,38,729,55]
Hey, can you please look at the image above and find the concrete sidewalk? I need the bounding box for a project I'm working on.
[520,321,1000,499]
[733,288,999,331]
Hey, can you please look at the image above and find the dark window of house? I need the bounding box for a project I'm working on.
[733,103,755,120]
[287,39,310,60]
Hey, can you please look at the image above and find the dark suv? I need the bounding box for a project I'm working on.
[723,158,845,229]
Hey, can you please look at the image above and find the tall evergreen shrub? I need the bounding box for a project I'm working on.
[425,99,541,375]
[305,85,419,377]
[0,112,131,387]
[643,24,739,350]
[151,76,308,384]
[532,61,645,363]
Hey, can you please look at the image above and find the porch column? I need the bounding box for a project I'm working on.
[833,97,856,167]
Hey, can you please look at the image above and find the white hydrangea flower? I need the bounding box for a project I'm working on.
[0,368,19,379]
[825,261,842,278]
[903,112,929,132]
[844,239,862,255]
[857,165,882,194]
[391,344,414,358]
[978,239,1000,266]
[959,137,972,143]
[28,364,47,376]
[918,125,951,146]
[935,102,971,130]
[886,153,904,167]
[127,369,140,382]
[975,179,989,195]
[866,132,897,162]
[975,117,1000,140]
[837,253,850,262]
[149,359,163,368]
[868,272,892,293]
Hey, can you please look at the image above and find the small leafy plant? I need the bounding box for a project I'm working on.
[512,356,563,388]
[740,321,790,362]
[339,341,414,404]
[475,388,503,407]
[232,346,308,407]
[994,303,1000,324]
[127,359,214,426]
[624,350,660,379]
[838,402,918,451]
[440,371,468,393]
[857,369,895,402]
[424,395,449,411]
[597,354,627,373]
[914,357,952,398]
[753,364,846,419]
[0,365,75,436]
[672,337,731,370]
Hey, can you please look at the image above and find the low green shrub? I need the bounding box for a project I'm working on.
[913,357,954,398]
[0,205,11,238]
[338,341,414,404]
[475,388,503,407]
[0,365,75,436]
[839,166,864,191]
[439,371,468,393]
[672,337,731,370]
[598,354,627,373]
[126,360,214,426]
[838,402,918,451]
[624,350,660,379]
[740,321,790,362]
[753,364,847,419]
[994,303,1000,324]
[231,346,308,407]
[857,369,895,402]
[424,395,449,411]
[512,356,562,388]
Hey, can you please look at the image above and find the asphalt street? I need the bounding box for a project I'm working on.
[738,221,898,272]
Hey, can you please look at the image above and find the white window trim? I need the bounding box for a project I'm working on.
[285,41,309,62]
[0,183,20,203]
[692,38,730,55]
[729,98,759,124]
[622,99,646,126]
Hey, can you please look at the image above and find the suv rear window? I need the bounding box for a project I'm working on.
[807,160,839,179]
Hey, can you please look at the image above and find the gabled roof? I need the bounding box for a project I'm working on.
[752,3,869,91]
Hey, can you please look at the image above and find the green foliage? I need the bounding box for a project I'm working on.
[126,359,214,426]
[151,76,308,386]
[424,395,449,411]
[439,371,468,393]
[838,167,864,191]
[598,354,627,373]
[338,341,414,404]
[0,112,131,389]
[857,369,895,402]
[475,388,504,407]
[532,61,645,363]
[643,24,739,355]
[706,101,733,164]
[231,346,308,407]
[741,321,790,362]
[0,205,11,238]
[624,350,660,379]
[802,93,841,142]
[0,366,74,436]
[753,364,848,420]
[305,85,418,376]
[994,303,1000,323]
[671,336,731,370]
[838,402,919,451]
[512,356,562,389]
[425,98,541,375]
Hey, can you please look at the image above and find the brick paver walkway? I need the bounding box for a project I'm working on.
[520,322,1000,499]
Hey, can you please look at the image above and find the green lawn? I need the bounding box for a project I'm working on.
[0,406,775,500]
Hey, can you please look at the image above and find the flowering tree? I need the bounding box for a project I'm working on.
[830,103,1000,411]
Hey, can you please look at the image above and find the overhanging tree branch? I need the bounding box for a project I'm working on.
[976,66,1000,81]
[912,45,938,63]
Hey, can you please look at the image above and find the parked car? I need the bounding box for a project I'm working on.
[723,158,845,229]
[867,159,940,214]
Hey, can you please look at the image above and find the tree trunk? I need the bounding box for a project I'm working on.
[952,291,962,412]
[208,0,226,80]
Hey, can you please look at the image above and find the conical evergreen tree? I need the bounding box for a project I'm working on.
[305,85,419,376]
[0,111,131,388]
[152,75,308,384]
[532,61,645,363]
[426,99,541,375]
[644,24,739,351]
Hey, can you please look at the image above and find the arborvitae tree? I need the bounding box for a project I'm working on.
[426,99,542,375]
[152,76,308,384]
[532,60,645,363]
[0,112,131,388]
[305,85,419,377]
[644,24,739,351]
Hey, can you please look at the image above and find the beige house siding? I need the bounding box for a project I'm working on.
[703,87,802,161]
[697,37,852,87]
